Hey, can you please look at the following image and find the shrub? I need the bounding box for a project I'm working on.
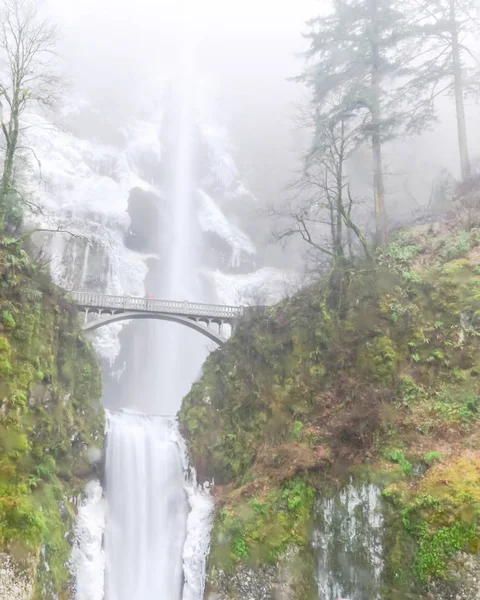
[2,310,16,329]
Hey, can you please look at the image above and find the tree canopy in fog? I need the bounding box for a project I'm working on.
[290,0,479,258]
[407,0,479,179]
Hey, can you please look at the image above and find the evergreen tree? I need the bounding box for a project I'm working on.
[407,0,479,179]
[298,0,436,245]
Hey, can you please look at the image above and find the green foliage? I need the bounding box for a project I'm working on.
[384,454,480,583]
[423,451,442,466]
[182,221,480,592]
[385,242,421,264]
[0,334,12,376]
[433,387,480,425]
[292,421,303,440]
[357,335,398,384]
[415,522,476,582]
[442,230,477,260]
[2,309,16,329]
[210,480,315,571]
[0,486,46,549]
[387,449,413,475]
[397,375,425,403]
[402,495,477,581]
[0,240,104,595]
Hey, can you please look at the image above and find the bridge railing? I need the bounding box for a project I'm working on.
[70,291,244,319]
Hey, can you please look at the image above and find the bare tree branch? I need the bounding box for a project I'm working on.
[21,226,88,242]
[272,113,370,272]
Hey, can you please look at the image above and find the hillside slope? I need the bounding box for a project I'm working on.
[180,221,480,599]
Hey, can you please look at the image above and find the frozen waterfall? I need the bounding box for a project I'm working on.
[314,484,385,600]
[104,411,187,600]
[56,5,272,597]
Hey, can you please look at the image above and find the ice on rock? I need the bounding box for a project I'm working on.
[198,190,256,267]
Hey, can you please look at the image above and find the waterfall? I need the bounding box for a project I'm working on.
[71,481,105,600]
[313,484,385,600]
[104,411,188,600]
[100,7,214,600]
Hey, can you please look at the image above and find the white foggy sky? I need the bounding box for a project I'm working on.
[49,0,319,39]
[45,0,320,197]
[46,0,319,96]
[44,0,479,205]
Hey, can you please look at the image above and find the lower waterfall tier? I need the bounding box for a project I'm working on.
[104,411,188,600]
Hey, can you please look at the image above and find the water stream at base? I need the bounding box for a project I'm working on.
[104,411,189,600]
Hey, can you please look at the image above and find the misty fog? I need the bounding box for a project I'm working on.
[1,0,480,598]
[42,0,480,263]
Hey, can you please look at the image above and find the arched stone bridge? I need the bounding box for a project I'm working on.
[70,291,245,345]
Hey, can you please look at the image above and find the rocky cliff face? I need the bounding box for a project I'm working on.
[0,237,104,599]
[180,221,480,599]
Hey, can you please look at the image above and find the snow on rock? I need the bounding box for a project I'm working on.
[200,123,256,203]
[198,190,256,267]
[173,424,214,600]
[207,267,292,306]
[182,479,214,600]
[123,115,163,178]
[23,108,154,362]
[70,480,106,600]
[25,114,149,216]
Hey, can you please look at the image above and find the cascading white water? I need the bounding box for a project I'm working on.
[148,2,210,416]
[102,7,214,598]
[104,411,188,600]
[71,481,105,600]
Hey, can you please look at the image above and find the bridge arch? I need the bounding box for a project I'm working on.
[82,311,228,345]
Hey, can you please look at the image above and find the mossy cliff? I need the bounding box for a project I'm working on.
[0,237,104,599]
[180,222,480,599]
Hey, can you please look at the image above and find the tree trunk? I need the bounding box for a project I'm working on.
[335,121,345,259]
[0,147,14,206]
[0,125,17,218]
[449,0,470,180]
[370,0,387,246]
[0,90,20,228]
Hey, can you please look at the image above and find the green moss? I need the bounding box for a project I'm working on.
[181,221,480,591]
[0,334,12,376]
[33,481,76,599]
[386,449,413,475]
[356,335,398,384]
[2,309,16,329]
[385,454,480,583]
[0,485,45,549]
[209,479,315,572]
[423,451,442,466]
[0,239,104,595]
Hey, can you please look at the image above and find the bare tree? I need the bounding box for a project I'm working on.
[0,0,60,230]
[272,114,370,276]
